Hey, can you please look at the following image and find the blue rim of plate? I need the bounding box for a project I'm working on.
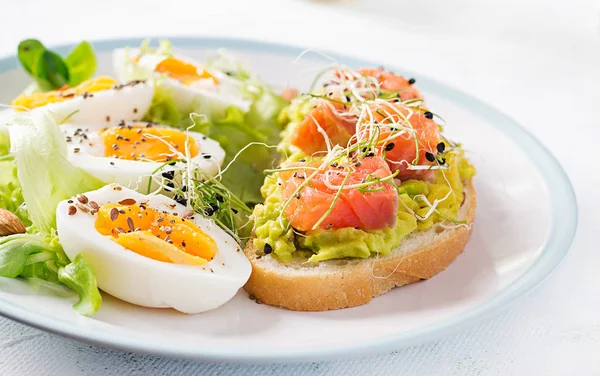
[0,37,578,363]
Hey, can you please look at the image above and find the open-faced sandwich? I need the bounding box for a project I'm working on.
[244,67,476,311]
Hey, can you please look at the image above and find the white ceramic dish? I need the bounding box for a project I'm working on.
[0,37,577,363]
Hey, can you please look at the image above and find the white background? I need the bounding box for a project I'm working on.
[0,0,599,374]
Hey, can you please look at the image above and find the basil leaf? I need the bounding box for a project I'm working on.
[64,41,96,86]
[36,50,70,90]
[17,39,46,76]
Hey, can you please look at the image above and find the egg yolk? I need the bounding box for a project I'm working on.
[95,202,218,265]
[154,57,218,85]
[100,125,200,162]
[11,76,118,111]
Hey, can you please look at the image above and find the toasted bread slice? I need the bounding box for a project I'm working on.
[243,180,476,311]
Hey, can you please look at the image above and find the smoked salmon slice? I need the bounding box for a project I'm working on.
[357,68,422,101]
[289,68,424,156]
[288,100,356,155]
[280,156,398,232]
[360,102,441,180]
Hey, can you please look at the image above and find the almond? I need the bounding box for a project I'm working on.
[0,208,26,236]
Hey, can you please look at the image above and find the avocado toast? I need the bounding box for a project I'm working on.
[245,67,476,311]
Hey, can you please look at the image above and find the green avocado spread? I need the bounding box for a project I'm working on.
[252,151,475,263]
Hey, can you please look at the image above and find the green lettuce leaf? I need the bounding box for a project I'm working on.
[0,158,30,226]
[8,111,105,233]
[143,73,287,204]
[0,124,10,155]
[0,124,29,225]
[0,233,100,316]
[58,254,102,316]
[2,111,104,315]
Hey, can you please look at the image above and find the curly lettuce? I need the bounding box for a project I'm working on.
[0,111,104,315]
[142,50,288,205]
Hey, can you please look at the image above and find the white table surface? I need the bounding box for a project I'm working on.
[0,0,599,374]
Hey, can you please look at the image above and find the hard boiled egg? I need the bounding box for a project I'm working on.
[11,76,154,126]
[56,184,251,313]
[61,122,225,190]
[113,48,251,115]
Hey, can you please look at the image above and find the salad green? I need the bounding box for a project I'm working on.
[17,39,96,93]
[140,47,288,205]
[0,111,104,315]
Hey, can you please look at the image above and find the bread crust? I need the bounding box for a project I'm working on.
[243,180,476,311]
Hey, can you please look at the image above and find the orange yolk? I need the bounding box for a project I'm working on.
[95,202,218,265]
[154,57,218,85]
[100,125,200,162]
[11,76,118,111]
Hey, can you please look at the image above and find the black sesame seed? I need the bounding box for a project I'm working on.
[385,143,395,151]
[210,203,219,211]
[408,78,416,85]
[232,208,239,214]
[161,171,175,180]
[438,157,446,165]
[355,162,362,167]
[263,243,273,254]
[366,152,375,157]
[424,111,433,119]
[425,152,436,162]
[204,207,214,216]
[437,142,445,153]
[203,154,212,159]
[215,193,224,203]
[174,195,187,206]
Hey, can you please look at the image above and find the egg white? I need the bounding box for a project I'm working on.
[56,184,251,314]
[31,80,154,126]
[61,122,225,191]
[113,48,251,115]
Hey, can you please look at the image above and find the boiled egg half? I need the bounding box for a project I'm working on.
[11,76,154,126]
[62,122,225,190]
[56,184,251,313]
[113,48,251,115]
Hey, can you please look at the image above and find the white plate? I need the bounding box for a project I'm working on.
[0,37,577,363]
